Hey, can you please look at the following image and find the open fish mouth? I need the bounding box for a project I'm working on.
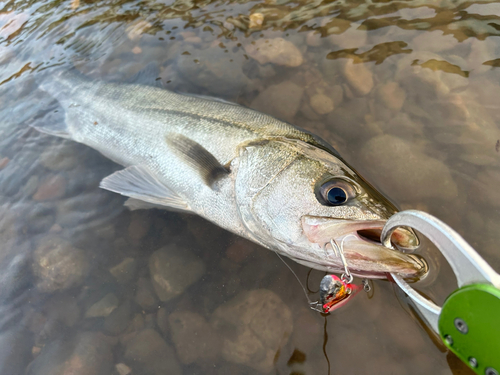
[301,216,428,279]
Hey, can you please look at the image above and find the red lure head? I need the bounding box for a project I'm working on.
[319,275,362,313]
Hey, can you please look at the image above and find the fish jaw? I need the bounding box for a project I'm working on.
[301,216,427,279]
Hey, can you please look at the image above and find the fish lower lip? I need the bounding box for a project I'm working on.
[301,216,426,279]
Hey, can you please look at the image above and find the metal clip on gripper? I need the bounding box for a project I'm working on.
[381,210,500,375]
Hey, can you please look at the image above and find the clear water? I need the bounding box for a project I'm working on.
[1,0,499,373]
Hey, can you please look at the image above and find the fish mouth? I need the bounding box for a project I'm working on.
[301,216,427,280]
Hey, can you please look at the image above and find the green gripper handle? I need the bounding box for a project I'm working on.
[438,284,500,375]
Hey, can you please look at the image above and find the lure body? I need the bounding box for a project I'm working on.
[320,274,362,313]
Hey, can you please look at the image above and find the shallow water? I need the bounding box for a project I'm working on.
[1,0,499,373]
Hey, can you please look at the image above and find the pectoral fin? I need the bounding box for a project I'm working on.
[100,166,191,212]
[166,133,229,188]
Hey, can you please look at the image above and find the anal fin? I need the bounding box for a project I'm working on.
[100,166,190,212]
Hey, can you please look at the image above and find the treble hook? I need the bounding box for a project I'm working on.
[323,237,353,284]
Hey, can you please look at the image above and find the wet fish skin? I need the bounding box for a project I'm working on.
[35,69,424,279]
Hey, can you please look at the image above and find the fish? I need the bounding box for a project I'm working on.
[33,65,426,279]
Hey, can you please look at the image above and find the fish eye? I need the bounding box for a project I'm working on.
[327,187,347,205]
[317,179,357,206]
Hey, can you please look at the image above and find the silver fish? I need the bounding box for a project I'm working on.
[35,67,425,279]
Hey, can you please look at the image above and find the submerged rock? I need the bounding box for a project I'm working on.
[248,13,264,29]
[126,20,152,41]
[225,238,255,264]
[134,277,159,311]
[25,203,56,234]
[472,169,500,208]
[104,300,132,335]
[149,244,205,302]
[169,310,220,364]
[0,251,32,302]
[109,257,137,284]
[329,23,368,49]
[306,31,323,47]
[32,174,66,201]
[115,363,132,375]
[85,293,119,318]
[310,94,335,115]
[124,329,181,375]
[244,38,303,67]
[360,135,458,201]
[0,328,33,375]
[32,237,89,292]
[326,97,373,143]
[127,211,151,240]
[251,81,304,123]
[39,141,79,171]
[177,47,249,97]
[412,30,457,53]
[291,310,322,354]
[396,52,469,98]
[180,31,202,45]
[26,332,115,375]
[122,314,146,339]
[211,289,293,373]
[342,58,374,96]
[378,82,406,111]
[0,156,9,170]
[43,294,81,328]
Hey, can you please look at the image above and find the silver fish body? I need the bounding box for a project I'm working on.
[36,69,425,279]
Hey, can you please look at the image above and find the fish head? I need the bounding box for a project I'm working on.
[235,138,426,279]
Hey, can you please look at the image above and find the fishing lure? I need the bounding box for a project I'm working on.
[319,274,362,313]
[312,238,371,313]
